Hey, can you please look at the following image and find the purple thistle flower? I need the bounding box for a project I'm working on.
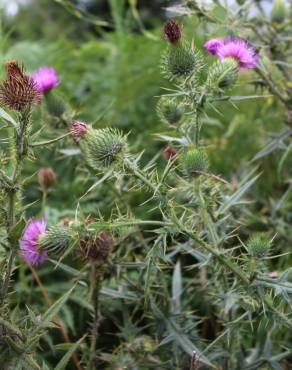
[70,120,89,143]
[31,67,59,93]
[164,20,182,44]
[204,39,224,55]
[20,218,48,266]
[217,37,259,69]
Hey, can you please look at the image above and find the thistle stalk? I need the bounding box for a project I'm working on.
[1,108,32,308]
[88,263,103,370]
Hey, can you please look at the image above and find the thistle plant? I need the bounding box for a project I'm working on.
[0,1,291,369]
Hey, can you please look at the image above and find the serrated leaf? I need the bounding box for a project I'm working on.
[55,335,86,370]
[218,173,261,214]
[43,285,76,322]
[172,259,182,314]
[8,218,26,247]
[0,107,18,129]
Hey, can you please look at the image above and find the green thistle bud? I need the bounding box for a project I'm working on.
[157,98,183,125]
[207,58,239,90]
[247,233,271,257]
[39,225,73,256]
[181,148,209,176]
[271,0,287,23]
[45,92,67,117]
[81,128,127,170]
[162,43,197,79]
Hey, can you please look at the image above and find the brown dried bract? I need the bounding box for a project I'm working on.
[78,230,114,263]
[0,61,42,111]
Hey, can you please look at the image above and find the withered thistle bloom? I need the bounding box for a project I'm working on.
[78,230,113,263]
[164,20,182,44]
[0,61,42,111]
[37,167,57,192]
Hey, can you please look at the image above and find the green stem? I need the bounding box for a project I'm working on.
[31,132,70,147]
[89,263,102,370]
[124,158,160,195]
[41,190,47,217]
[1,108,31,307]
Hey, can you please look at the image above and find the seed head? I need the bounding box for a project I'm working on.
[0,61,42,111]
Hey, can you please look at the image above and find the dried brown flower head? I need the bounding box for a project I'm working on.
[0,61,42,111]
[37,167,57,191]
[78,230,113,263]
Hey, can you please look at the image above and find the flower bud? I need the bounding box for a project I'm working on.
[271,0,287,23]
[45,92,67,117]
[39,225,72,256]
[78,230,113,263]
[181,148,209,176]
[70,120,89,143]
[163,43,196,79]
[37,167,57,192]
[247,233,271,257]
[164,20,182,44]
[81,127,127,170]
[163,145,178,160]
[157,98,183,125]
[207,58,239,90]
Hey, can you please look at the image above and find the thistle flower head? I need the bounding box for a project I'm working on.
[164,20,182,44]
[217,37,259,69]
[271,0,287,23]
[39,225,72,256]
[207,58,239,89]
[81,128,127,170]
[0,61,42,111]
[70,120,89,143]
[247,233,272,257]
[78,230,113,263]
[204,39,224,55]
[163,43,197,79]
[31,67,59,93]
[19,218,48,266]
[38,167,57,192]
[163,145,178,160]
[157,98,183,125]
[181,148,209,176]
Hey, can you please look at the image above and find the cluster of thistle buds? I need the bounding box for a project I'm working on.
[159,20,259,177]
